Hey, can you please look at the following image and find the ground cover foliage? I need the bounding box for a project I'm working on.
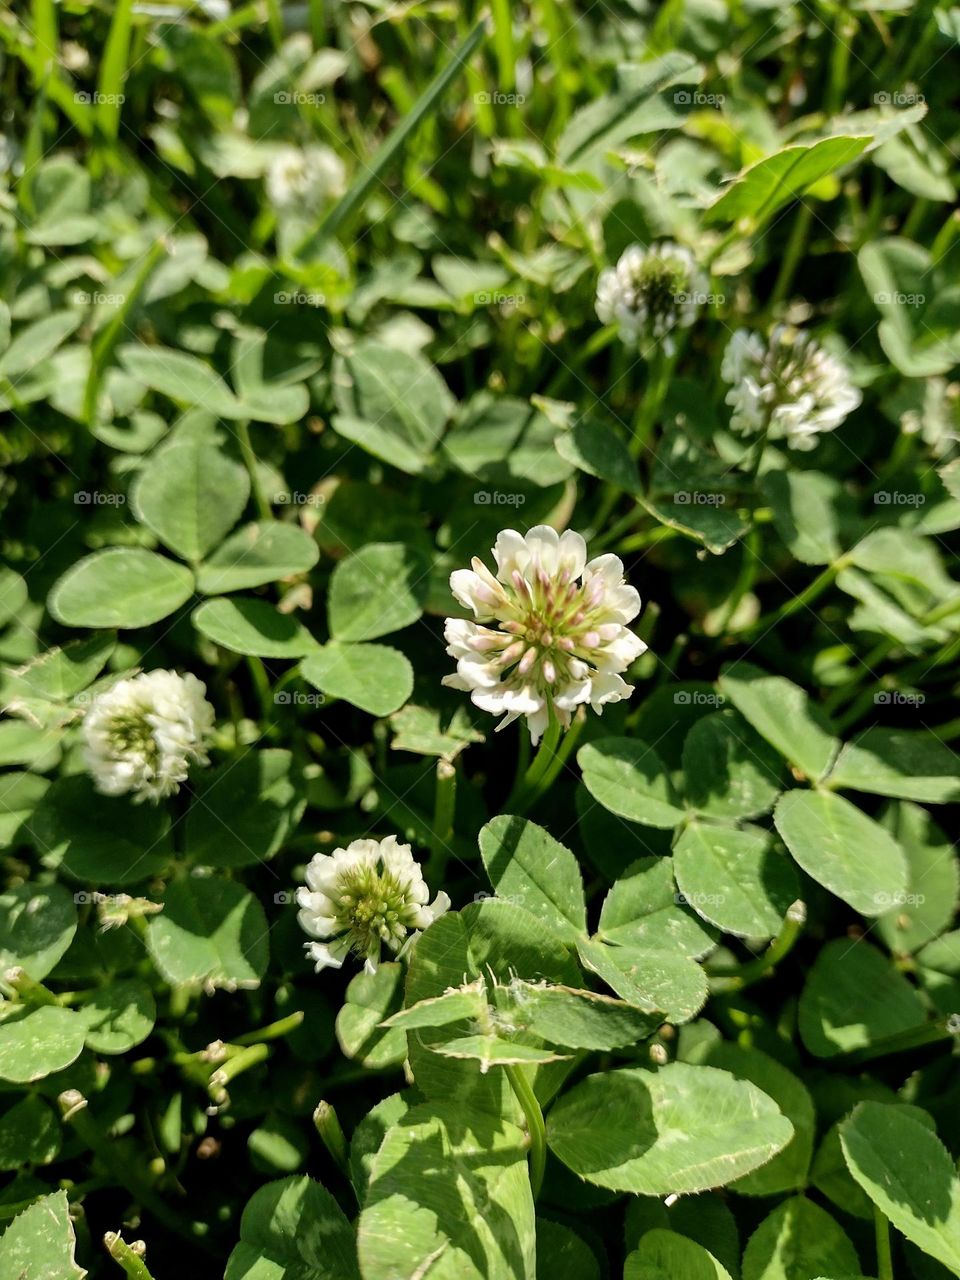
[1,1,960,1277]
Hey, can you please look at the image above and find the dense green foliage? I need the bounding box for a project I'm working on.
[1,1,959,1278]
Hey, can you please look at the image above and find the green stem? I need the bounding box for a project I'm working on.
[769,204,813,312]
[104,1233,156,1280]
[744,558,848,637]
[844,1014,960,1064]
[235,421,271,520]
[232,1011,304,1046]
[428,759,457,879]
[711,901,806,993]
[875,1206,894,1280]
[505,1065,545,1199]
[313,1100,349,1175]
[505,713,561,814]
[630,346,677,458]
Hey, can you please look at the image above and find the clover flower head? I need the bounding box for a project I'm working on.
[265,144,346,212]
[82,670,215,803]
[721,325,861,451]
[297,836,450,975]
[443,526,646,744]
[596,241,706,354]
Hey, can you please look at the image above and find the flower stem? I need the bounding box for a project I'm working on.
[428,759,457,880]
[235,420,272,520]
[505,1064,546,1199]
[874,1206,894,1280]
[505,713,561,814]
[104,1233,156,1280]
[711,901,806,993]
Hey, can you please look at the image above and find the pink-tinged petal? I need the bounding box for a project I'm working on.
[450,569,499,617]
[492,529,529,583]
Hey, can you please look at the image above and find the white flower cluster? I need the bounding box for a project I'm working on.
[82,670,215,804]
[596,241,707,354]
[443,526,646,744]
[265,144,346,212]
[721,326,861,451]
[297,836,450,974]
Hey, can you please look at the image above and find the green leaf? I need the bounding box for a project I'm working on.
[798,937,927,1058]
[336,962,407,1069]
[0,566,28,627]
[0,1006,86,1083]
[0,1095,60,1172]
[554,418,641,491]
[0,774,49,849]
[327,542,428,642]
[718,663,839,782]
[876,803,958,954]
[578,738,686,828]
[350,1094,410,1204]
[185,748,306,868]
[682,710,785,820]
[0,882,77,979]
[358,1102,536,1280]
[301,643,413,716]
[673,824,799,938]
[537,1220,601,1280]
[48,548,195,629]
[576,937,707,1024]
[384,984,489,1032]
[76,977,156,1054]
[625,1230,733,1280]
[774,789,908,918]
[196,522,320,594]
[741,1197,859,1280]
[478,816,586,942]
[696,1044,815,1195]
[0,1190,86,1279]
[859,238,960,376]
[332,341,454,472]
[225,1175,359,1280]
[31,775,172,885]
[431,1034,569,1067]
[132,438,250,562]
[917,929,960,1015]
[761,470,843,567]
[840,1103,960,1277]
[597,856,715,956]
[119,344,241,415]
[826,728,960,804]
[707,135,872,228]
[547,1061,793,1194]
[192,597,318,657]
[146,876,269,991]
[497,981,661,1050]
[2,633,115,703]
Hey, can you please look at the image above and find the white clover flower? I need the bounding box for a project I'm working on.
[265,144,346,213]
[443,526,646,744]
[721,326,861,451]
[82,670,215,804]
[596,241,707,354]
[297,836,450,975]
